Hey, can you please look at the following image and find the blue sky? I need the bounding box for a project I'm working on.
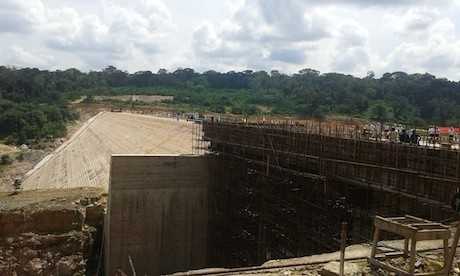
[1,0,460,79]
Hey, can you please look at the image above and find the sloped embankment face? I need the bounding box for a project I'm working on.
[0,188,105,276]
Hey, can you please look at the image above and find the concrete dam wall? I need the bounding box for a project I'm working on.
[105,154,209,275]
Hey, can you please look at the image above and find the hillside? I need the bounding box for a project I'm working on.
[1,66,460,145]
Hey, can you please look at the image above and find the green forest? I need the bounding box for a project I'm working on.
[1,65,460,144]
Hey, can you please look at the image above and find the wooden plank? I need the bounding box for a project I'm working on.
[409,223,448,229]
[406,215,431,223]
[415,230,450,241]
[375,217,417,236]
[374,252,405,259]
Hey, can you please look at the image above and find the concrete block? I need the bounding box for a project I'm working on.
[105,154,209,276]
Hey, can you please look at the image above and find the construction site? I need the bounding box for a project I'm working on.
[2,110,460,275]
[199,119,460,274]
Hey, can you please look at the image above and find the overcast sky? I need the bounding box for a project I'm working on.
[2,0,460,79]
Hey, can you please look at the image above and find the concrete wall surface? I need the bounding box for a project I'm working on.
[105,154,209,276]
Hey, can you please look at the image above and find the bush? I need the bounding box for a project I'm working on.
[1,154,13,165]
[0,102,75,144]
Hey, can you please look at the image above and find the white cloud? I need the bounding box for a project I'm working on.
[0,0,173,70]
[0,0,45,33]
[403,8,440,32]
[383,7,460,79]
[0,0,459,79]
[332,22,371,73]
[3,46,54,68]
[191,0,336,72]
[309,0,450,7]
[43,0,172,67]
[191,0,374,75]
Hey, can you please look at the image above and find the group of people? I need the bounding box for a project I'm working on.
[361,127,420,144]
[396,128,420,145]
[361,126,420,144]
[380,127,420,144]
[427,126,459,144]
[359,124,460,148]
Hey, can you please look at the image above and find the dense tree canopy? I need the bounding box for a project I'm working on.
[0,67,82,144]
[1,65,460,144]
[101,67,460,125]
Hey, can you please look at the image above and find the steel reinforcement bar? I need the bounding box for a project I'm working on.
[202,120,460,267]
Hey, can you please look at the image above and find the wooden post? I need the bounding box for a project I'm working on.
[443,238,449,264]
[409,237,417,274]
[340,222,348,276]
[404,238,409,257]
[371,226,380,259]
[444,222,460,275]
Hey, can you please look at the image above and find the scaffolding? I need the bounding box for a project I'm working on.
[200,119,460,268]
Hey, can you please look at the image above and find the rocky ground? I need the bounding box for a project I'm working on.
[0,188,106,276]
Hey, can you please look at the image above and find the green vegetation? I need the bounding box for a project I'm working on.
[0,101,78,144]
[99,68,460,126]
[2,65,460,144]
[0,67,80,144]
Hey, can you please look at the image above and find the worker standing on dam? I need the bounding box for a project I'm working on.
[332,197,353,241]
[389,127,398,143]
[409,129,420,145]
[399,129,409,143]
[449,127,455,143]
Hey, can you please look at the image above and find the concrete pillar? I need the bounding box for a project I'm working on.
[105,154,209,275]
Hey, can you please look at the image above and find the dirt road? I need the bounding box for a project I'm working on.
[21,112,195,191]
